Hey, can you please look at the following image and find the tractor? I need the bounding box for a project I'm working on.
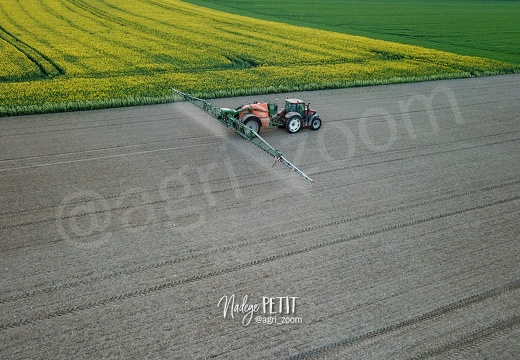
[172,88,317,182]
[235,98,322,134]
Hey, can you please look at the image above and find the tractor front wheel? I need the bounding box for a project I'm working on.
[310,117,322,131]
[286,116,302,133]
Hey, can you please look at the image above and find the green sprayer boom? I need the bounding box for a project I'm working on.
[172,89,314,183]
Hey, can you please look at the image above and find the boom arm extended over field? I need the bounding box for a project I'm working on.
[172,89,314,183]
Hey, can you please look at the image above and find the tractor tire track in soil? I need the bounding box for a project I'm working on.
[1,132,517,226]
[285,281,520,359]
[410,315,520,360]
[5,186,520,306]
[1,177,519,304]
[1,74,519,359]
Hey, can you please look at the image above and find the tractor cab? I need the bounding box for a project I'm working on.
[285,98,306,118]
[282,98,321,133]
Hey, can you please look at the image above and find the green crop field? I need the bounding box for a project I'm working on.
[0,0,518,117]
[187,0,520,64]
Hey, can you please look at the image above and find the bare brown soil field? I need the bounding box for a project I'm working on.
[1,74,519,359]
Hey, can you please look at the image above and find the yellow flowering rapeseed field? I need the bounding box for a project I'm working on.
[0,0,517,115]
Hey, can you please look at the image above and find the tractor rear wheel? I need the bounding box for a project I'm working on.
[310,117,322,131]
[243,116,261,134]
[286,116,302,133]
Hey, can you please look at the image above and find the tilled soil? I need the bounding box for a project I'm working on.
[1,74,519,359]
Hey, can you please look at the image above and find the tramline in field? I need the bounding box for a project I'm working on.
[172,89,319,183]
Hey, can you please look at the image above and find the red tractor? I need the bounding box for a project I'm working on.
[234,97,322,134]
[172,88,317,182]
